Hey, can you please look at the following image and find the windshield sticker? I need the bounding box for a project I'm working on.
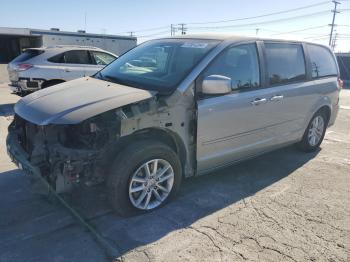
[181,43,208,48]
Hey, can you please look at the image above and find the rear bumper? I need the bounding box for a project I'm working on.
[8,84,20,93]
[329,103,339,127]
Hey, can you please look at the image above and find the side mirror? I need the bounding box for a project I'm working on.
[202,75,232,95]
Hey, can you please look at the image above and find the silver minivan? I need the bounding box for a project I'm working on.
[7,35,342,216]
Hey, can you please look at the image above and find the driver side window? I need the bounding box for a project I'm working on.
[202,43,260,92]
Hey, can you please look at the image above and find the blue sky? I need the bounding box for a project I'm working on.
[1,0,349,51]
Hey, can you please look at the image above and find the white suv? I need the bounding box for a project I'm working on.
[7,45,117,95]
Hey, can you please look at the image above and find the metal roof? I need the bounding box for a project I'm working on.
[0,27,136,41]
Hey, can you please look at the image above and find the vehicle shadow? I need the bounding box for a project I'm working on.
[68,145,321,258]
[0,140,321,261]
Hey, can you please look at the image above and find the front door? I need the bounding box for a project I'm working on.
[196,43,279,173]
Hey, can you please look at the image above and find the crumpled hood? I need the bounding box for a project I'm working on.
[15,77,156,125]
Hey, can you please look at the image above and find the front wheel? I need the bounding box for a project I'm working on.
[297,111,328,152]
[107,140,182,216]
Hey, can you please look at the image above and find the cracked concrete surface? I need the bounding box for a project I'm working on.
[0,65,349,262]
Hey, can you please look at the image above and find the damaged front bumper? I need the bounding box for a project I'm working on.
[7,131,41,177]
[6,131,48,193]
[6,123,101,194]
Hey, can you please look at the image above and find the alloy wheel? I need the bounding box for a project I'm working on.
[308,115,325,147]
[129,159,174,210]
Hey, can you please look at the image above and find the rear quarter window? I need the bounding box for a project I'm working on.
[12,49,44,63]
[307,44,338,78]
[48,53,64,63]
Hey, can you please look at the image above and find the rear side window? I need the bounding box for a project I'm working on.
[12,49,44,63]
[91,51,116,65]
[63,50,91,64]
[307,44,338,78]
[48,50,91,64]
[265,43,306,85]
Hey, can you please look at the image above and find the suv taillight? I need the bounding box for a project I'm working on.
[338,78,344,90]
[15,63,33,71]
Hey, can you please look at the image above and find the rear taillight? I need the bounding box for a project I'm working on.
[338,78,344,90]
[15,63,33,71]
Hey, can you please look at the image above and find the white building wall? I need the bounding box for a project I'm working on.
[41,34,136,56]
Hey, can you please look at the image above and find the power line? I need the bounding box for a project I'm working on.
[188,10,331,30]
[137,30,170,38]
[116,2,350,42]
[114,1,333,35]
[186,1,330,25]
[303,33,331,39]
[116,25,169,34]
[271,25,329,35]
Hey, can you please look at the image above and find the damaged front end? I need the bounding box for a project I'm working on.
[7,77,197,196]
[7,111,121,193]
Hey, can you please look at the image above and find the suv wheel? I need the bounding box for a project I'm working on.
[298,110,328,152]
[107,140,182,216]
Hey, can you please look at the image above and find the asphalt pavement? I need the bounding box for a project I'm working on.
[0,65,349,262]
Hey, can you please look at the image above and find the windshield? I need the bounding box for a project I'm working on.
[95,39,220,94]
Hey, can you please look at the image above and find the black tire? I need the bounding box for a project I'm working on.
[18,91,28,97]
[297,110,328,152]
[41,80,65,89]
[107,140,182,216]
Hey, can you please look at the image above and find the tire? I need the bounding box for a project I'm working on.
[297,110,328,152]
[41,80,65,89]
[107,140,182,216]
[18,91,28,97]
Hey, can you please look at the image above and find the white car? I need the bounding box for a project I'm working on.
[7,45,117,95]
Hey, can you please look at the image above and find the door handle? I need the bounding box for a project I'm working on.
[251,98,267,106]
[64,68,71,72]
[270,95,284,102]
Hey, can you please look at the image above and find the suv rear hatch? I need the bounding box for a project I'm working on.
[8,49,44,81]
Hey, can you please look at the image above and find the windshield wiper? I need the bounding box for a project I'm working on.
[102,74,142,89]
[94,71,146,90]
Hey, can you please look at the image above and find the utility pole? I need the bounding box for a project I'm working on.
[128,32,134,37]
[178,23,187,35]
[329,0,340,46]
[332,32,338,50]
[255,28,260,36]
[171,24,176,36]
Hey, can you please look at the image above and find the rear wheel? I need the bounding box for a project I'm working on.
[107,140,182,216]
[297,110,328,152]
